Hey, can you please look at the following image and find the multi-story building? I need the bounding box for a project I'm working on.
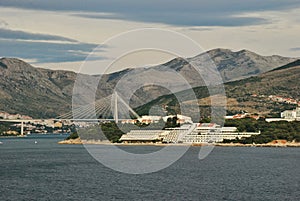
[176,123,260,144]
[120,123,260,144]
[281,107,300,120]
[266,107,300,122]
[119,130,170,143]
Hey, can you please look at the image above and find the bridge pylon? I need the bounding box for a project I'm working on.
[113,91,119,123]
[112,91,140,123]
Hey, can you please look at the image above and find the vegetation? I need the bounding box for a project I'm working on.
[165,116,180,128]
[101,122,125,143]
[65,131,79,140]
[223,118,300,143]
[65,122,125,143]
[0,122,16,136]
[65,116,181,142]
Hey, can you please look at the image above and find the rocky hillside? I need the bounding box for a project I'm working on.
[136,59,300,119]
[0,58,77,117]
[224,60,300,115]
[0,49,296,118]
[205,48,295,81]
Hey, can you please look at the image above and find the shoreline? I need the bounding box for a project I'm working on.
[58,138,300,147]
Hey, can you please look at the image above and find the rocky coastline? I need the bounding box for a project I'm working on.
[58,138,300,147]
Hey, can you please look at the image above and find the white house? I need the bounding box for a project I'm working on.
[281,107,300,120]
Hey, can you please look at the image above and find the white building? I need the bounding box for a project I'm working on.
[176,115,193,124]
[281,107,300,120]
[119,130,169,142]
[120,123,260,144]
[178,123,260,144]
[266,107,300,122]
[137,116,162,124]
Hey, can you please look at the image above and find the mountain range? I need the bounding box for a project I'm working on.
[0,48,297,118]
[137,58,300,120]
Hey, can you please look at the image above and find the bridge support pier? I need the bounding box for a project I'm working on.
[20,121,24,136]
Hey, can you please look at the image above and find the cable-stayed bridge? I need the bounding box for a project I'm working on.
[0,92,141,136]
[58,92,140,122]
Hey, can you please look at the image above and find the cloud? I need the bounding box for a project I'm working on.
[72,13,122,20]
[133,13,268,27]
[183,27,215,31]
[75,11,268,27]
[290,47,300,51]
[0,28,106,63]
[0,39,103,63]
[0,20,8,28]
[1,0,300,26]
[0,28,77,42]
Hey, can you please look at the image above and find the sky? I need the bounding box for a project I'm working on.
[1,0,300,74]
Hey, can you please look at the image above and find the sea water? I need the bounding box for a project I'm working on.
[0,135,299,201]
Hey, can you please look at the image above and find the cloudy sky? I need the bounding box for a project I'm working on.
[1,0,300,74]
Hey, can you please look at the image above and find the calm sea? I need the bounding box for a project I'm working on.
[0,135,299,201]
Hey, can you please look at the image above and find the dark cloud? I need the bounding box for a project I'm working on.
[75,11,268,27]
[0,28,104,63]
[0,28,77,42]
[0,39,103,63]
[290,47,300,51]
[128,12,268,27]
[1,0,300,26]
[72,13,122,20]
[184,27,214,31]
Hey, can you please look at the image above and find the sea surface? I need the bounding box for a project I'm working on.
[0,134,299,201]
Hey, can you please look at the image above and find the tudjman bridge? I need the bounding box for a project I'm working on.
[0,92,141,136]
